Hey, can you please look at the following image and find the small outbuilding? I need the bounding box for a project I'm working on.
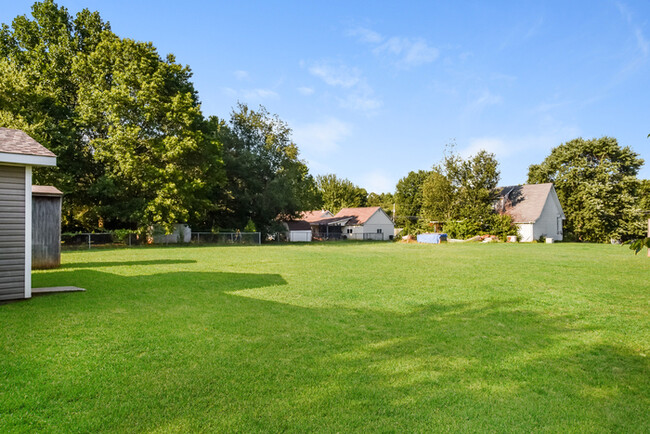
[0,128,57,300]
[32,185,63,269]
[283,220,313,242]
[497,183,565,242]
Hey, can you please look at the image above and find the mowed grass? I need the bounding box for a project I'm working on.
[1,242,649,432]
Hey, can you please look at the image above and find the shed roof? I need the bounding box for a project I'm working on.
[497,183,554,223]
[0,128,56,157]
[32,185,63,196]
[285,220,311,231]
[333,206,382,225]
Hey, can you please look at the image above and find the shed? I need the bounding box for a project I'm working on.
[32,185,63,269]
[497,183,565,242]
[283,220,312,242]
[0,128,57,300]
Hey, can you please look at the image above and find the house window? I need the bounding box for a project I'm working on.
[377,229,382,234]
[347,228,353,234]
[557,217,562,234]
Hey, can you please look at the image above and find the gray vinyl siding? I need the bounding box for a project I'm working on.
[0,164,26,300]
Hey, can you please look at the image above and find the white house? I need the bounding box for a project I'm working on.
[497,183,565,242]
[0,128,57,301]
[283,220,312,242]
[332,207,395,241]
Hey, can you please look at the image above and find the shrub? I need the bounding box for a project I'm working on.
[444,219,481,239]
[244,219,257,232]
[488,214,518,241]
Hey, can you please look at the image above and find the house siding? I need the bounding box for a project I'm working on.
[344,209,395,240]
[516,223,535,242]
[0,164,26,300]
[532,190,564,241]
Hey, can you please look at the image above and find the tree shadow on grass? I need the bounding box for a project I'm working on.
[58,259,197,269]
[5,269,649,432]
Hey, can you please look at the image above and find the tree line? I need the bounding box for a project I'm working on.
[0,1,320,236]
[1,2,647,243]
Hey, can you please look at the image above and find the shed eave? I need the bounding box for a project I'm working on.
[0,152,56,167]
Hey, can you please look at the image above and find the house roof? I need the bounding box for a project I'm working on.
[0,128,56,157]
[300,210,333,223]
[285,220,312,231]
[497,183,554,223]
[333,206,382,225]
[32,185,63,196]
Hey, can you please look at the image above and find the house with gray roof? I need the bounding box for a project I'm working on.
[0,128,57,300]
[497,183,565,242]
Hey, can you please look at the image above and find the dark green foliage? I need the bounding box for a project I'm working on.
[442,219,481,239]
[0,1,225,232]
[315,174,367,214]
[394,170,429,225]
[628,237,650,254]
[366,192,394,217]
[421,167,454,221]
[488,213,518,240]
[419,149,512,238]
[527,137,644,242]
[213,104,320,235]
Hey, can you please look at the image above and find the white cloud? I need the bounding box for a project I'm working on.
[241,88,278,99]
[635,28,649,57]
[298,86,314,96]
[308,62,361,88]
[466,89,502,113]
[233,70,249,80]
[460,138,511,159]
[348,26,384,44]
[340,93,383,112]
[358,170,395,194]
[617,2,649,58]
[306,60,382,114]
[222,87,279,103]
[374,37,439,68]
[292,118,351,156]
[349,26,439,68]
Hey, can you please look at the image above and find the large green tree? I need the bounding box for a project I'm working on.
[366,192,395,218]
[213,104,320,234]
[0,1,224,232]
[417,149,511,239]
[315,174,367,214]
[528,137,644,242]
[394,170,429,225]
[421,167,454,222]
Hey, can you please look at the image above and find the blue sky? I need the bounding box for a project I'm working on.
[4,1,650,192]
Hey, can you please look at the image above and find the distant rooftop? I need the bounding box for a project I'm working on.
[497,183,554,223]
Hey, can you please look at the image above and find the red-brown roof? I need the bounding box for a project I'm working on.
[300,210,334,223]
[32,185,63,196]
[497,183,554,223]
[0,128,56,157]
[333,206,382,225]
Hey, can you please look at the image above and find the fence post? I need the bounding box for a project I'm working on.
[88,234,91,250]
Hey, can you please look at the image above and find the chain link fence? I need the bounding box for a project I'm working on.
[61,232,261,250]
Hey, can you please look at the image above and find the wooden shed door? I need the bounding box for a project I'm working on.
[0,165,26,300]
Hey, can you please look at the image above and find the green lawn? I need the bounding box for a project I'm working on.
[1,242,649,432]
